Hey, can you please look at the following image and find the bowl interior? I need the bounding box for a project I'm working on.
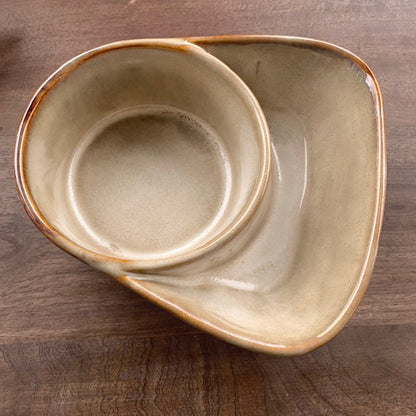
[22,43,266,261]
[121,37,384,353]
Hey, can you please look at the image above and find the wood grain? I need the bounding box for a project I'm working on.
[0,0,415,414]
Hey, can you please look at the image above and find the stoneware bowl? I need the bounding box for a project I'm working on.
[15,39,271,277]
[15,36,385,355]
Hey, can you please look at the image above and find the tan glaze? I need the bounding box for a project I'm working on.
[15,36,385,355]
[115,36,385,355]
[16,39,271,273]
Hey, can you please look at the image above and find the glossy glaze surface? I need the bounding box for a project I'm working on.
[15,36,385,355]
[119,37,385,354]
[18,39,270,270]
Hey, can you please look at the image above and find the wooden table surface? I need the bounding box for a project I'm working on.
[1,1,415,414]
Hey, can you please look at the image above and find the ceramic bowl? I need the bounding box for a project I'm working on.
[15,36,385,355]
[15,39,270,275]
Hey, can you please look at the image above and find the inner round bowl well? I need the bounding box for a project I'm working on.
[16,40,270,270]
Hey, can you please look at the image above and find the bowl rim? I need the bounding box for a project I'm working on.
[15,38,272,272]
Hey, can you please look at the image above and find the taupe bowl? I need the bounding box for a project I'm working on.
[15,36,385,355]
[15,39,270,276]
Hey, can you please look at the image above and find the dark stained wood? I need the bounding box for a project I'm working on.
[0,0,415,414]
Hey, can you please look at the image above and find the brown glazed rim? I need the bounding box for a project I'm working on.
[15,38,272,272]
[118,35,386,355]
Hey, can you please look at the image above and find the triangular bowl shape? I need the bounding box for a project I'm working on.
[15,36,385,355]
